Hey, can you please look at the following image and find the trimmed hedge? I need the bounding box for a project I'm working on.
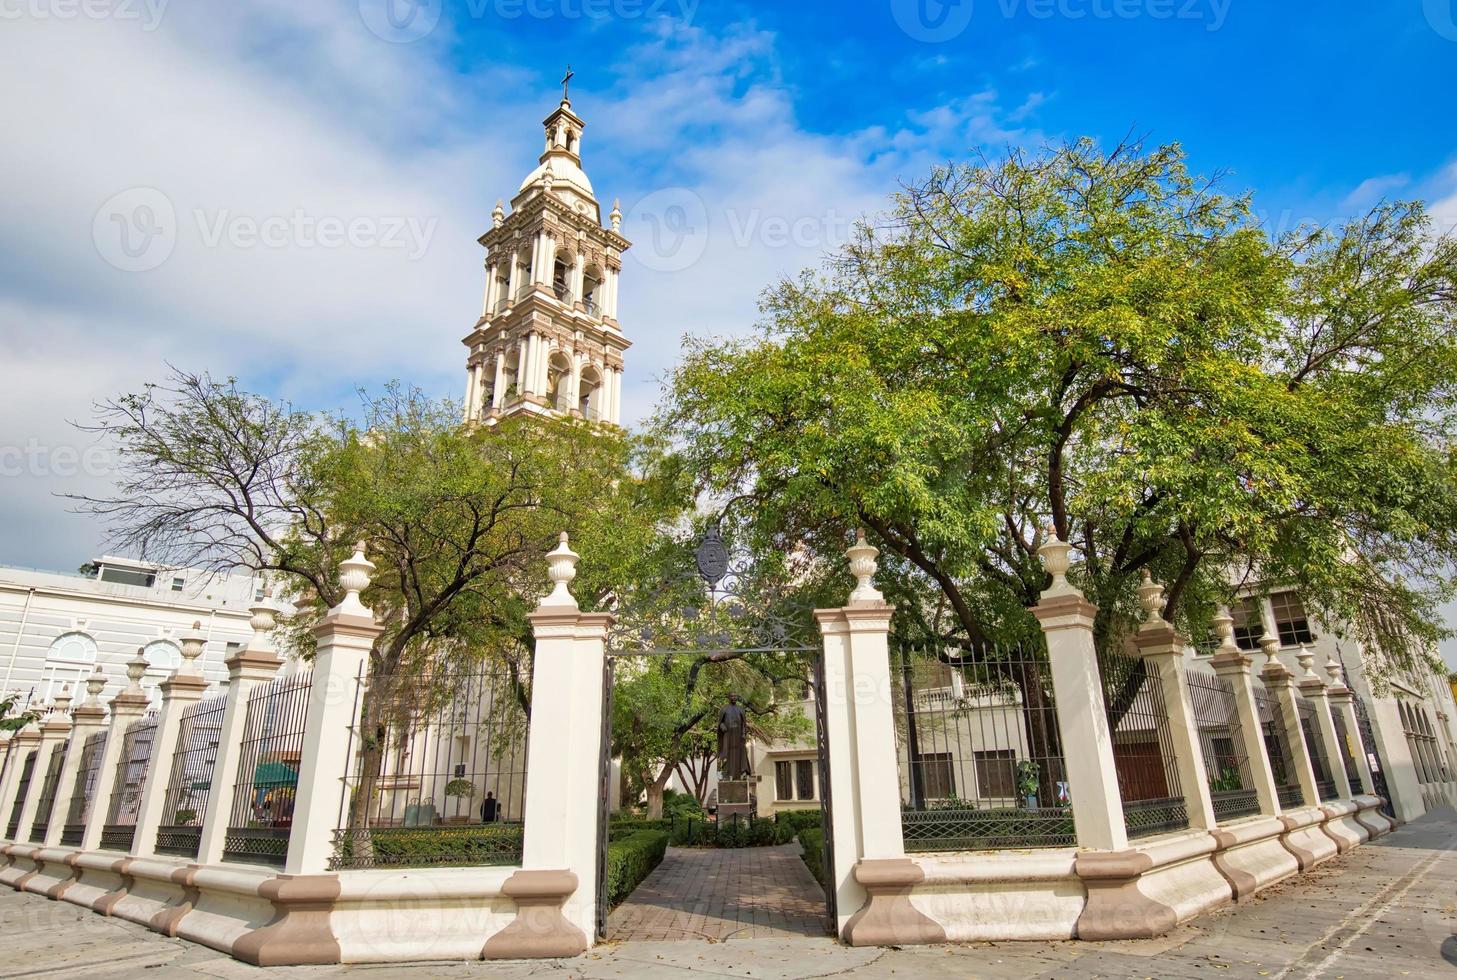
[776,809,823,832]
[333,824,524,869]
[605,830,669,907]
[797,827,825,886]
[608,818,671,840]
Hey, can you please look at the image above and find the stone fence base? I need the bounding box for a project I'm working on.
[0,796,1395,962]
[842,796,1395,946]
[0,843,583,965]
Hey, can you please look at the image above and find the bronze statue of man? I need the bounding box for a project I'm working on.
[716,693,751,779]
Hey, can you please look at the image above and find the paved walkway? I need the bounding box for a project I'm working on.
[0,808,1453,977]
[605,843,830,941]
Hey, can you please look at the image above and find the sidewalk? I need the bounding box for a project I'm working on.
[2,807,1453,979]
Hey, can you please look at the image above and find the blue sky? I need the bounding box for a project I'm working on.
[1,0,1454,661]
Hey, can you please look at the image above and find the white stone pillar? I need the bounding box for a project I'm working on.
[196,599,284,866]
[1260,637,1320,808]
[519,534,610,944]
[515,336,529,398]
[605,268,619,320]
[16,698,73,843]
[814,531,906,938]
[525,333,540,396]
[46,673,109,847]
[82,652,152,852]
[1325,661,1374,796]
[507,254,521,302]
[1032,532,1128,851]
[1296,649,1352,800]
[534,231,552,285]
[492,350,506,411]
[285,545,383,876]
[129,625,210,858]
[0,725,40,840]
[610,368,623,424]
[571,251,586,306]
[569,355,583,414]
[1209,609,1281,816]
[463,363,480,422]
[483,262,498,316]
[1132,572,1215,831]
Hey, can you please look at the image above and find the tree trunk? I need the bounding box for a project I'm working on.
[644,765,673,820]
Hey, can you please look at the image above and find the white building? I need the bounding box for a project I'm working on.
[0,555,261,710]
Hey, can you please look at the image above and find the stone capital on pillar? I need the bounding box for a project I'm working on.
[1133,571,1216,830]
[286,544,385,876]
[1032,529,1127,852]
[1209,607,1281,815]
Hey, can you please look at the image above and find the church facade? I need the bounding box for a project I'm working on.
[461,92,631,426]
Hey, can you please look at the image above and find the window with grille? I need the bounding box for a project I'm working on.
[795,759,815,800]
[775,761,792,800]
[1230,597,1264,651]
[916,752,956,800]
[1270,592,1315,646]
[973,749,1016,799]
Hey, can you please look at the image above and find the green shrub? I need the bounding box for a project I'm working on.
[332,825,523,869]
[798,827,825,886]
[775,809,823,832]
[608,817,671,840]
[662,789,703,819]
[605,830,669,906]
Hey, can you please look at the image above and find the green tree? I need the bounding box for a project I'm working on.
[1,693,38,733]
[660,138,1457,688]
[75,370,683,831]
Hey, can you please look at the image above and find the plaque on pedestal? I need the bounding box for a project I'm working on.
[715,777,758,822]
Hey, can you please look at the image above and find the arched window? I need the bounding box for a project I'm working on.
[43,632,97,702]
[142,640,183,673]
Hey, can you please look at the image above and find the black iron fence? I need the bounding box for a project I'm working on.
[1096,646,1187,838]
[61,731,107,846]
[100,712,159,852]
[5,749,37,839]
[1330,705,1363,791]
[330,662,530,870]
[1186,670,1260,822]
[1352,695,1393,815]
[892,644,1075,851]
[1253,685,1303,809]
[224,673,312,867]
[155,696,227,858]
[28,744,67,844]
[1296,697,1338,802]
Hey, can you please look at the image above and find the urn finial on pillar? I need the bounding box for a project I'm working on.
[1138,569,1167,625]
[1037,526,1077,597]
[1259,633,1282,671]
[543,532,580,608]
[125,647,148,694]
[48,684,73,719]
[84,666,107,706]
[180,620,207,676]
[1296,644,1318,681]
[335,541,376,617]
[846,529,883,605]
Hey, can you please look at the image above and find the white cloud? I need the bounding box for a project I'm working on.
[1340,173,1411,211]
[0,6,1043,570]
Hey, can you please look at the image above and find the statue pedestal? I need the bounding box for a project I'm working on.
[715,776,759,823]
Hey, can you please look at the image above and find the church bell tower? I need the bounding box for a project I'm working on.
[462,75,630,425]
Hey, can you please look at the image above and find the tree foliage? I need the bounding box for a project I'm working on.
[659,139,1457,684]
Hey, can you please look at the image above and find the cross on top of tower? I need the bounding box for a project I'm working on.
[561,65,575,105]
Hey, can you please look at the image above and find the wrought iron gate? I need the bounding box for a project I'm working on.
[592,528,835,940]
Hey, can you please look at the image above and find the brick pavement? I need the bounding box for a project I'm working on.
[605,842,831,942]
